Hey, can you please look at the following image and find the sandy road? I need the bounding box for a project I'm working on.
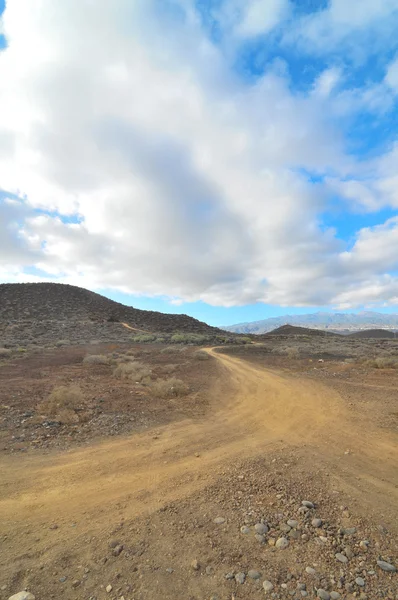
[1,350,397,532]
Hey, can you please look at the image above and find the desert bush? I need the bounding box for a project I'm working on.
[239,337,252,344]
[57,408,79,424]
[170,333,210,345]
[0,348,12,357]
[285,347,299,359]
[37,385,84,417]
[131,334,157,343]
[150,377,189,398]
[159,363,177,375]
[365,356,398,369]
[113,361,151,382]
[56,339,70,347]
[194,350,210,361]
[83,354,110,365]
[161,346,178,354]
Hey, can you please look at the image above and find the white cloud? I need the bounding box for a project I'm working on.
[0,0,398,310]
[386,55,398,91]
[236,0,290,38]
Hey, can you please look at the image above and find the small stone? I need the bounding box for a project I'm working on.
[335,553,348,564]
[317,590,330,600]
[355,577,365,587]
[302,501,315,509]
[280,523,291,533]
[112,544,123,557]
[262,580,274,593]
[344,546,354,559]
[106,585,113,593]
[72,581,80,589]
[287,519,298,528]
[330,593,340,599]
[342,527,356,535]
[359,541,369,551]
[235,572,245,584]
[206,566,214,576]
[345,582,354,593]
[8,594,35,600]
[305,567,316,575]
[312,518,322,528]
[59,577,67,583]
[301,592,308,598]
[275,537,289,549]
[255,533,266,543]
[240,525,250,534]
[214,517,225,524]
[297,583,306,590]
[377,560,396,572]
[301,533,309,542]
[191,559,200,571]
[225,573,234,580]
[319,536,328,543]
[298,506,309,515]
[254,523,268,535]
[248,570,261,580]
[268,537,276,546]
[166,568,174,574]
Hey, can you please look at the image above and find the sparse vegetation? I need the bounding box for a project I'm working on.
[150,377,189,398]
[113,361,152,382]
[285,347,300,359]
[194,350,210,360]
[37,385,84,417]
[363,357,398,369]
[83,354,111,365]
[0,348,11,357]
[56,339,70,347]
[131,334,157,343]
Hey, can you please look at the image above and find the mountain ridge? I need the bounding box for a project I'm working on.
[222,310,398,334]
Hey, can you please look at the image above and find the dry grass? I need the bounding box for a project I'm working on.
[193,350,210,361]
[0,348,12,357]
[83,354,110,365]
[150,377,189,398]
[112,361,152,382]
[364,357,398,369]
[37,385,84,419]
[285,347,300,359]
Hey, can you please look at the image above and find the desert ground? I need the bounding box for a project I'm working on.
[0,336,397,600]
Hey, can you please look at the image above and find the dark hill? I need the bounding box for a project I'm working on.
[265,324,338,337]
[0,283,222,346]
[348,329,396,339]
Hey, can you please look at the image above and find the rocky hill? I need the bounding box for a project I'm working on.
[348,329,397,339]
[265,324,337,337]
[223,311,398,334]
[0,283,223,347]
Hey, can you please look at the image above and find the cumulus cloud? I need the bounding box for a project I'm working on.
[0,0,398,309]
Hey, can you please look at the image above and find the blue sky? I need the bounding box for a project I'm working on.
[1,0,398,326]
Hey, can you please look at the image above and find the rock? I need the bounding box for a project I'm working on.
[112,544,123,556]
[317,590,330,600]
[166,568,174,574]
[106,585,113,593]
[214,517,225,524]
[8,594,35,600]
[206,566,214,576]
[335,553,348,564]
[330,593,340,599]
[240,525,250,534]
[298,507,309,515]
[59,577,67,583]
[344,546,354,559]
[377,560,396,572]
[255,533,266,543]
[355,577,365,587]
[305,567,316,575]
[280,523,291,533]
[301,592,308,598]
[302,501,315,509]
[254,522,268,535]
[359,541,369,551]
[191,559,200,571]
[312,518,322,528]
[342,527,356,535]
[235,572,245,584]
[287,519,298,528]
[262,580,274,593]
[248,570,261,580]
[225,573,234,580]
[301,533,309,542]
[275,537,289,549]
[297,583,306,590]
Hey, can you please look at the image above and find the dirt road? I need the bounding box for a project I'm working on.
[1,350,397,533]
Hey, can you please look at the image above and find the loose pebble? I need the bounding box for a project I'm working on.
[312,518,322,528]
[8,594,35,600]
[335,553,348,564]
[275,537,289,549]
[287,519,298,528]
[254,522,268,535]
[377,560,396,572]
[214,517,225,525]
[302,501,315,509]
[240,525,250,534]
[330,593,341,599]
[317,590,330,600]
[248,570,261,580]
[191,559,200,571]
[355,577,365,587]
[263,580,274,593]
[106,585,112,593]
[235,572,245,584]
[305,567,316,575]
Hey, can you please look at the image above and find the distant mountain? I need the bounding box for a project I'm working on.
[222,311,398,334]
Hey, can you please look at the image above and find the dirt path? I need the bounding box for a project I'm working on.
[1,350,397,533]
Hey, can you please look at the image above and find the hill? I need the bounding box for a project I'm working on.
[0,283,223,347]
[348,329,397,339]
[265,324,337,337]
[222,311,398,334]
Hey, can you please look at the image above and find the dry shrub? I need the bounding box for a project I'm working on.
[57,408,79,424]
[113,355,139,365]
[83,354,110,365]
[365,357,398,369]
[194,350,210,361]
[113,361,151,382]
[56,339,70,347]
[37,385,84,418]
[159,363,177,375]
[151,377,189,398]
[0,348,11,357]
[161,347,177,354]
[284,347,299,359]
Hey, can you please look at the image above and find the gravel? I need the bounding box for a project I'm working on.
[275,537,289,549]
[335,552,348,563]
[355,577,365,587]
[254,522,268,534]
[377,560,396,572]
[262,580,274,593]
[235,572,246,584]
[317,590,330,600]
[213,517,225,524]
[312,518,322,527]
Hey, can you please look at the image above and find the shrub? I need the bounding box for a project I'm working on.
[285,347,299,359]
[161,346,178,354]
[57,408,79,424]
[194,350,210,361]
[131,334,157,343]
[83,354,110,365]
[56,340,70,347]
[170,333,209,345]
[365,356,398,369]
[0,348,12,357]
[113,361,151,382]
[37,385,84,417]
[150,377,189,398]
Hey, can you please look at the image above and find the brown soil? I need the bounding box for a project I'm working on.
[0,345,397,600]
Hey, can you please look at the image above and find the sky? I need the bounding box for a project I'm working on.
[1,0,398,327]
